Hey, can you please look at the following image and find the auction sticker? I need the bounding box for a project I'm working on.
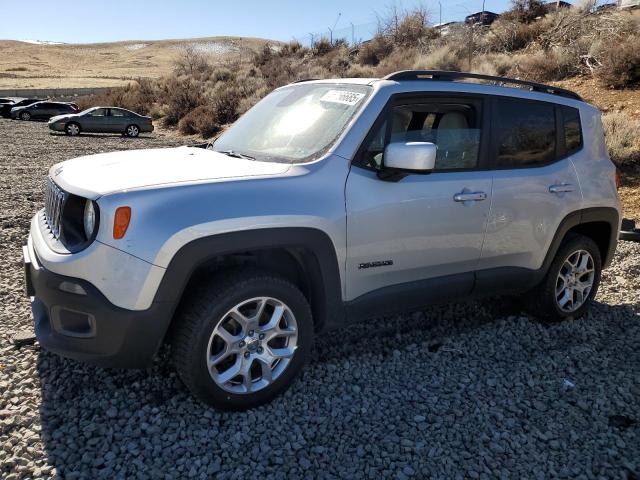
[320,90,365,106]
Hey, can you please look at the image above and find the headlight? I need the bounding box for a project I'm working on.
[83,200,96,238]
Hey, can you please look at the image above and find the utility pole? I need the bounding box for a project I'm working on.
[350,22,355,46]
[309,33,315,47]
[329,12,341,44]
[438,1,442,36]
[481,0,486,25]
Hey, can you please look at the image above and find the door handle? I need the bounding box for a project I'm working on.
[549,183,574,194]
[453,191,487,202]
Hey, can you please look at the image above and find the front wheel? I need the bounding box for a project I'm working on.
[173,269,313,410]
[125,124,139,137]
[526,234,602,321]
[65,122,81,136]
[20,112,31,121]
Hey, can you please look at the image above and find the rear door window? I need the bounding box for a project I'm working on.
[493,98,556,168]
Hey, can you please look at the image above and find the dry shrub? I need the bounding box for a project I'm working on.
[76,78,157,114]
[346,63,377,78]
[413,45,463,72]
[595,35,640,89]
[501,0,548,24]
[509,48,577,81]
[312,38,334,56]
[603,112,640,167]
[483,18,542,52]
[173,44,212,78]
[357,35,393,66]
[375,48,420,76]
[472,54,513,76]
[161,77,205,126]
[178,105,221,137]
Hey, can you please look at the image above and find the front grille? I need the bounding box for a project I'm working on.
[44,177,66,239]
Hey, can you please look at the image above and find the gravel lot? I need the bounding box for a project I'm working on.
[1,118,639,479]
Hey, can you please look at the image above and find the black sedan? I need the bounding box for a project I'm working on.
[0,98,42,118]
[11,101,78,121]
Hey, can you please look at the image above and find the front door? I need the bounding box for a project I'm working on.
[345,95,492,308]
[82,107,108,132]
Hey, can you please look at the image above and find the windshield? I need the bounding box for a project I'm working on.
[213,83,372,163]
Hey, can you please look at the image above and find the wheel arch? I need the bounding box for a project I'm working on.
[542,207,619,274]
[156,228,345,344]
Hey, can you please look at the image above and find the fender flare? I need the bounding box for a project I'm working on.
[541,206,619,272]
[153,227,346,331]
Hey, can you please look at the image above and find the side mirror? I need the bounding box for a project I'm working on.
[379,142,437,181]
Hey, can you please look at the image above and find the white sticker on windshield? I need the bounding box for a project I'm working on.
[320,90,365,106]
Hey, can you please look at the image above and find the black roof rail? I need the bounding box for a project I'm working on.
[291,78,319,84]
[382,70,582,101]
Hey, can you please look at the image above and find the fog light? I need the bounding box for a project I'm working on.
[51,307,96,338]
[58,281,87,295]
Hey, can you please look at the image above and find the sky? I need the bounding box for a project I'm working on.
[0,0,514,44]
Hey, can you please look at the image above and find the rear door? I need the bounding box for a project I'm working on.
[107,108,128,133]
[477,96,582,288]
[345,94,493,307]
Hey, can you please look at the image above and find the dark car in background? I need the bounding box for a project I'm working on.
[11,101,78,121]
[0,98,42,118]
[48,106,154,137]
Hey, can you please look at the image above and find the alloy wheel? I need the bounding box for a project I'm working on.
[205,297,298,394]
[126,125,139,137]
[555,249,595,313]
[67,124,80,136]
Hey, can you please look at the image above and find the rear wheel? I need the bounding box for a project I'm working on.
[20,112,31,121]
[125,124,139,137]
[527,234,601,321]
[173,269,313,410]
[65,122,81,136]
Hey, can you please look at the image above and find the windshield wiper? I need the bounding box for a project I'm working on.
[217,149,255,160]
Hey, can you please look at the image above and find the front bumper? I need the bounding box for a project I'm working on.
[24,244,175,368]
[48,122,65,132]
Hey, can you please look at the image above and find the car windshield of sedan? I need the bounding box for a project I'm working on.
[212,83,372,163]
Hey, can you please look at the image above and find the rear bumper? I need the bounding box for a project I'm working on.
[24,245,175,368]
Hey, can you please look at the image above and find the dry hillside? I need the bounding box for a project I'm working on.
[0,37,272,89]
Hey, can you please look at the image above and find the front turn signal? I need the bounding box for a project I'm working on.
[113,207,131,239]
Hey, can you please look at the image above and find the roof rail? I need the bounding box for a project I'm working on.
[383,70,582,101]
[291,78,319,84]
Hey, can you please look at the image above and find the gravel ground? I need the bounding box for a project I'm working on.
[1,118,639,479]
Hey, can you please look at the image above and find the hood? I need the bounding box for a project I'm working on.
[50,146,291,198]
[49,113,76,123]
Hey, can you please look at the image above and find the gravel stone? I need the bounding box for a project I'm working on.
[0,119,639,478]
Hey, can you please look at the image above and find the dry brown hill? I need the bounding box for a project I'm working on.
[0,36,273,89]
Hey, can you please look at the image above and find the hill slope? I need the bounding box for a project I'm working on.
[0,36,272,89]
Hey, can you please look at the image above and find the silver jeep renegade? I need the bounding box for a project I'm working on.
[24,71,621,409]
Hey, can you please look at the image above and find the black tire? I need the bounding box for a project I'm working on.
[125,124,139,137]
[20,111,31,121]
[65,122,81,136]
[173,269,314,410]
[526,234,602,322]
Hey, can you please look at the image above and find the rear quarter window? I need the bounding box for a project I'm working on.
[562,106,582,155]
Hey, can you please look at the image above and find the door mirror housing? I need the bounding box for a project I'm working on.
[378,142,437,181]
